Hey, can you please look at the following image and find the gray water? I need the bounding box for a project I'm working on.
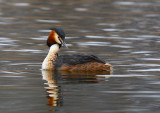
[1,0,160,113]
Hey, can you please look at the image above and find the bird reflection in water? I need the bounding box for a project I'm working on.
[42,70,112,111]
[61,70,112,83]
[42,70,62,112]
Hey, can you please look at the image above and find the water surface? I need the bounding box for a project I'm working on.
[1,0,160,113]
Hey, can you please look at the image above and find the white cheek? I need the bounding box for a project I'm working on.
[54,33,61,44]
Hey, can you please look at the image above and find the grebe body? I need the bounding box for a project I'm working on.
[42,28,112,71]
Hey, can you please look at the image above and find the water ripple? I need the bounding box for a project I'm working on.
[31,36,47,40]
[102,28,138,32]
[0,37,18,47]
[85,35,107,38]
[97,23,118,26]
[131,51,156,54]
[75,8,88,11]
[114,1,158,6]
[3,49,42,53]
[0,75,25,78]
[102,91,160,94]
[138,58,160,61]
[66,36,79,39]
[129,69,160,72]
[131,64,160,67]
[96,74,154,77]
[0,71,27,75]
[76,41,110,47]
[86,35,122,39]
[102,28,121,32]
[11,3,30,6]
[36,19,60,23]
[38,30,51,33]
[110,45,133,48]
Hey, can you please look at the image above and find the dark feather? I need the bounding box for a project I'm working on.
[54,54,105,69]
[50,28,65,40]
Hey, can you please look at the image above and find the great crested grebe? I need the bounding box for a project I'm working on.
[42,28,112,71]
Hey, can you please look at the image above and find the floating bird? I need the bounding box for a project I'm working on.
[42,28,112,72]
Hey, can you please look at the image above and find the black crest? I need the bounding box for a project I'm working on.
[50,27,65,40]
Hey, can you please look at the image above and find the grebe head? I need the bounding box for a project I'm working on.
[47,28,66,48]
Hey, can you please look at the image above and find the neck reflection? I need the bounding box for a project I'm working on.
[42,70,62,109]
[41,69,112,111]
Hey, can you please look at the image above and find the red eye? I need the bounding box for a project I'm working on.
[58,37,63,42]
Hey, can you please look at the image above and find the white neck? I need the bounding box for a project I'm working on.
[42,44,59,70]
